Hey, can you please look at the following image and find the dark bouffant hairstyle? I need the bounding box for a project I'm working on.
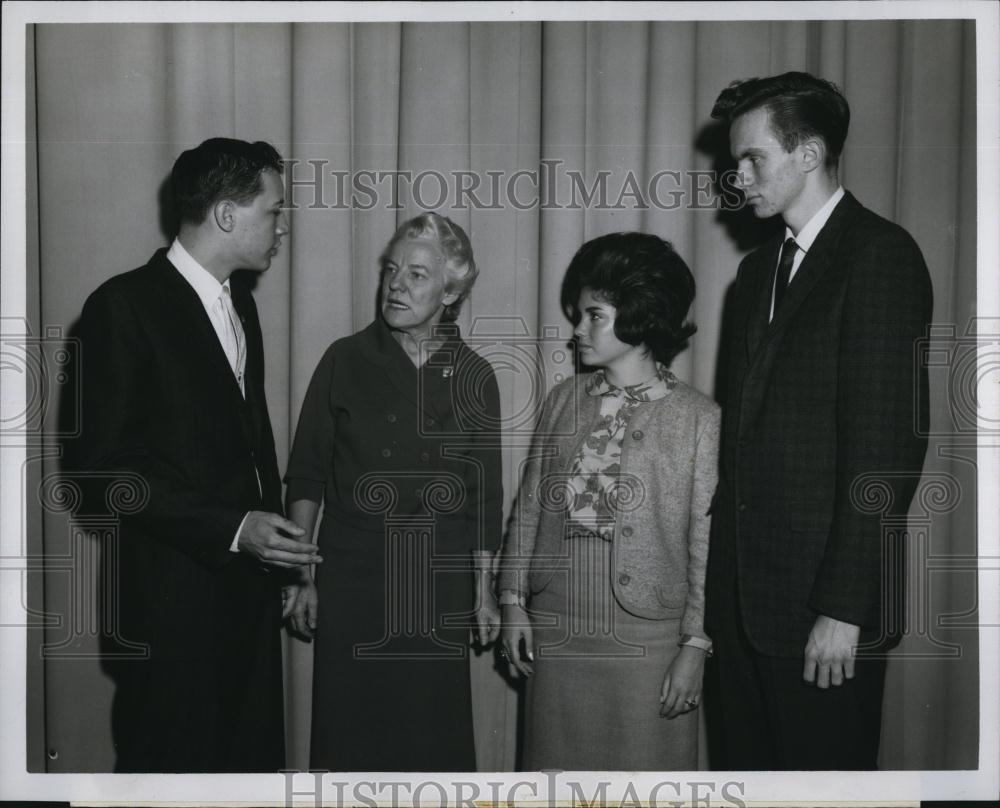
[171,138,283,225]
[560,231,697,366]
[711,71,850,168]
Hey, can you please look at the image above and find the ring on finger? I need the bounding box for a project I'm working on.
[684,698,699,708]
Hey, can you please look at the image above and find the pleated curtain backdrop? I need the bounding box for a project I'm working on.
[27,19,977,772]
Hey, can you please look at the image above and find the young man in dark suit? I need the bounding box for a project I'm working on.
[76,138,322,772]
[705,73,933,769]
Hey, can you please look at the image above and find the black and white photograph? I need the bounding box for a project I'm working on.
[1,1,997,805]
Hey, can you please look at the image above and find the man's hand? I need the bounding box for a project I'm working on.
[237,511,321,568]
[803,615,861,688]
[282,575,318,641]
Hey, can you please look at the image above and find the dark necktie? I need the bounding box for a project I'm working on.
[773,237,799,313]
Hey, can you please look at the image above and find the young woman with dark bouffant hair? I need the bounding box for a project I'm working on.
[499,231,719,770]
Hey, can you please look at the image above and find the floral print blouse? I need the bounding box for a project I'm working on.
[564,363,675,540]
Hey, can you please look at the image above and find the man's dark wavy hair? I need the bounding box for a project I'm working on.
[561,231,697,367]
[171,138,283,225]
[711,71,850,168]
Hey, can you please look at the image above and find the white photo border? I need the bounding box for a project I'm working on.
[2,1,997,804]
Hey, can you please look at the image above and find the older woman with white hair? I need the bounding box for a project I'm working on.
[283,212,502,771]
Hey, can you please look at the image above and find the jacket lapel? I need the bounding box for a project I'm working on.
[419,324,465,425]
[155,251,253,436]
[227,278,263,446]
[359,319,422,411]
[737,193,862,440]
[744,238,781,362]
[765,193,861,338]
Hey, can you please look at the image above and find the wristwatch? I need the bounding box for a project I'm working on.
[498,589,527,609]
[678,634,713,657]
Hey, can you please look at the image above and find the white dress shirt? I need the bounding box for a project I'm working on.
[166,238,250,553]
[770,186,846,321]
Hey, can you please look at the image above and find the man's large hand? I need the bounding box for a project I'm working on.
[803,615,861,688]
[238,511,322,568]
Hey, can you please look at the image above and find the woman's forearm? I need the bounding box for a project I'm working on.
[287,498,321,582]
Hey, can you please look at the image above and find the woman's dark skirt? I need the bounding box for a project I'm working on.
[309,521,476,772]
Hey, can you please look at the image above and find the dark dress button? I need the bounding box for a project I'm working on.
[420,451,430,462]
[381,448,392,458]
[387,413,397,423]
[738,502,747,512]
[631,429,644,441]
[621,525,634,537]
[618,573,631,585]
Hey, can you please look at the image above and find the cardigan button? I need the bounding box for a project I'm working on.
[621,525,634,537]
[618,573,631,586]
[387,413,397,423]
[381,448,392,458]
[631,429,644,441]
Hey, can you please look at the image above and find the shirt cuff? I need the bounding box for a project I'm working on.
[230,511,250,553]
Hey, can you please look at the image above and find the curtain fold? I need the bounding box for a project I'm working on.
[30,19,978,773]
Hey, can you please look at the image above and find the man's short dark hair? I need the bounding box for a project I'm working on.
[171,138,283,225]
[561,231,697,367]
[711,71,850,167]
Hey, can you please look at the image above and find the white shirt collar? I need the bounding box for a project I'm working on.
[785,186,845,253]
[166,238,230,309]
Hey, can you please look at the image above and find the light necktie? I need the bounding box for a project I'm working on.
[773,237,799,314]
[216,286,247,395]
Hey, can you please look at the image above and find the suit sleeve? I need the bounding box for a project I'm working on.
[76,286,246,569]
[682,402,721,640]
[808,228,933,627]
[284,344,337,505]
[497,384,563,597]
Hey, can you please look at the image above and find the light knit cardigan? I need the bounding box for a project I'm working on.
[498,371,720,640]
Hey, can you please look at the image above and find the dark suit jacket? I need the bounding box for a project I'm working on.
[76,248,285,772]
[705,192,933,658]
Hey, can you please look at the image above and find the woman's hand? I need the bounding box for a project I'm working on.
[474,570,501,647]
[282,574,318,642]
[659,645,706,718]
[500,604,534,677]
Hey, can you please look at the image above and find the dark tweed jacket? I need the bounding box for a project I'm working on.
[705,191,933,658]
[499,371,720,640]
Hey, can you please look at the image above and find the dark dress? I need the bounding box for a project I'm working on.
[285,319,502,771]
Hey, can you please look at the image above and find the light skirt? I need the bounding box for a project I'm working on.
[523,535,698,771]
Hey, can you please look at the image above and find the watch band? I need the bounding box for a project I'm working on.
[678,634,714,657]
[498,589,526,608]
